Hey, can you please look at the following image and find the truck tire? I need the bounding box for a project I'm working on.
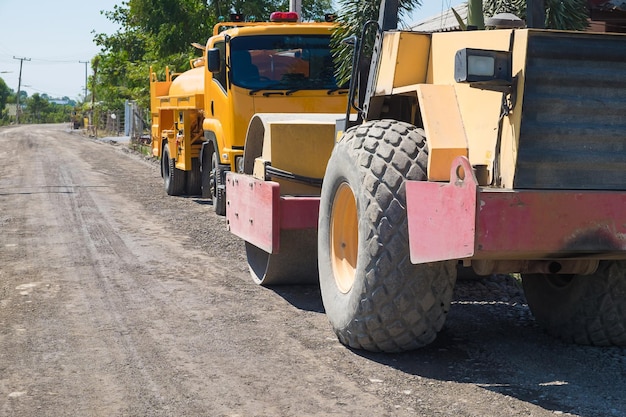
[318,120,457,352]
[186,157,202,196]
[246,229,318,285]
[162,143,185,196]
[211,150,226,216]
[201,147,212,199]
[522,261,626,346]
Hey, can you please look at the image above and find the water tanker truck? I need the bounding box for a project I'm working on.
[149,13,348,215]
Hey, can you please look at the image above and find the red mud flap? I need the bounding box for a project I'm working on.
[226,172,320,254]
[407,156,626,264]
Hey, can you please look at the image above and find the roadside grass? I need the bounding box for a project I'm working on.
[129,140,152,157]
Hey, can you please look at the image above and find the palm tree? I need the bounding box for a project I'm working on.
[333,0,589,84]
[331,0,421,85]
[483,0,588,30]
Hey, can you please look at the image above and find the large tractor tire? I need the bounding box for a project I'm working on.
[318,120,457,352]
[162,144,185,196]
[246,229,318,285]
[522,261,626,346]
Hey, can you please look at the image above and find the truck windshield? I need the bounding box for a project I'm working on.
[229,35,340,91]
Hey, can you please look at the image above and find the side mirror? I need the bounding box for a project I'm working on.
[207,48,221,73]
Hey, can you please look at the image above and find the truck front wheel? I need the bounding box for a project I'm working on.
[210,150,226,216]
[318,120,457,352]
[522,261,626,346]
[201,146,226,215]
[162,143,185,196]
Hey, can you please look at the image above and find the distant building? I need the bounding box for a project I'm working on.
[588,0,626,32]
[49,99,70,105]
[590,0,626,11]
[410,3,468,32]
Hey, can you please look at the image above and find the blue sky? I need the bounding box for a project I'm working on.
[0,0,121,100]
[0,0,463,101]
[406,0,465,28]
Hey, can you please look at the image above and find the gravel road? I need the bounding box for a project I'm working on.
[0,124,625,417]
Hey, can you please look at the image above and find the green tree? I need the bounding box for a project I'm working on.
[126,0,214,56]
[93,28,157,110]
[93,0,334,112]
[300,0,334,21]
[210,0,276,22]
[0,77,11,124]
[25,93,50,123]
[332,0,421,85]
[0,77,11,110]
[93,4,155,111]
[483,0,589,30]
[209,0,332,21]
[16,90,27,103]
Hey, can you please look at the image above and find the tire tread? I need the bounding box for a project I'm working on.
[320,120,456,352]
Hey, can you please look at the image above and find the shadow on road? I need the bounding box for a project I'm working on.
[271,275,626,417]
[354,291,626,417]
[272,284,325,314]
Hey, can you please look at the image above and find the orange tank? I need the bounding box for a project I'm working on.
[169,66,204,97]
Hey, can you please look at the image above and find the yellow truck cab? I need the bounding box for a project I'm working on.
[150,14,347,214]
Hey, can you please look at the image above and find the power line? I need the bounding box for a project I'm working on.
[23,57,88,64]
[0,55,90,65]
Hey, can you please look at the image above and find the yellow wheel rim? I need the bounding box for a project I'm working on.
[330,182,358,294]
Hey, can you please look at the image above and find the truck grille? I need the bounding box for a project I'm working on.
[514,31,626,190]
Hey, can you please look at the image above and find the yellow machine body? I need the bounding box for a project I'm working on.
[369,29,520,184]
[367,28,626,188]
[243,113,339,196]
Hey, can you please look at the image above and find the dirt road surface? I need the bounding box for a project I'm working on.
[1,124,625,417]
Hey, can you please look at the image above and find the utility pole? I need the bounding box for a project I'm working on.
[289,0,302,21]
[79,61,89,102]
[90,57,99,138]
[13,56,31,125]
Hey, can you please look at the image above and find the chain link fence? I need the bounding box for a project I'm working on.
[84,101,149,144]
